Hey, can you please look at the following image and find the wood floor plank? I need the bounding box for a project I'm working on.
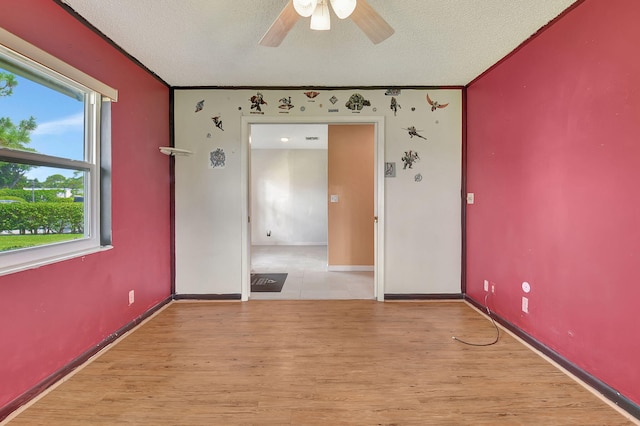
[6,301,634,425]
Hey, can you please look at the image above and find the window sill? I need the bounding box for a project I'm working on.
[0,245,113,277]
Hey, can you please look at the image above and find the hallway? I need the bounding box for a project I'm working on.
[250,245,374,300]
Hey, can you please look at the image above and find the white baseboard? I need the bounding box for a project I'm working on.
[327,265,374,272]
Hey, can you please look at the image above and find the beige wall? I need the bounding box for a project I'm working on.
[251,148,328,245]
[328,124,375,268]
[174,88,462,296]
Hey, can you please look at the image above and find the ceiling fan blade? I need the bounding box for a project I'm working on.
[259,0,300,47]
[350,0,394,44]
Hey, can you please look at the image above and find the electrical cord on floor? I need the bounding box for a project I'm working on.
[452,292,500,346]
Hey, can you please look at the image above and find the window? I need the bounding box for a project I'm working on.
[0,29,116,274]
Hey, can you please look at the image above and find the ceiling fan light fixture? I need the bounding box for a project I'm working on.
[292,0,318,17]
[329,0,356,19]
[310,0,331,30]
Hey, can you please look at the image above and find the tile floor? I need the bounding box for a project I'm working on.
[250,245,374,300]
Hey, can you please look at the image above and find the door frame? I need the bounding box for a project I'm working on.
[240,115,385,301]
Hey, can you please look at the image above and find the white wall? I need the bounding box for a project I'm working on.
[251,149,327,245]
[173,88,462,296]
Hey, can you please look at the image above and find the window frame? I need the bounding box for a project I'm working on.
[0,29,116,276]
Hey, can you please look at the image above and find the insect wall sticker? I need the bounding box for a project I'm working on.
[390,97,401,116]
[211,116,224,131]
[403,126,427,140]
[195,100,204,113]
[304,91,320,99]
[401,150,420,169]
[426,93,449,111]
[250,92,268,112]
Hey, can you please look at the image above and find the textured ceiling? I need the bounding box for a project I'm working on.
[60,0,577,87]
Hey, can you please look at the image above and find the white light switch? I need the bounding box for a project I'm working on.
[330,195,339,203]
[466,193,475,204]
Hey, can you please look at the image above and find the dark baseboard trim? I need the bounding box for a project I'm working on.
[464,296,640,421]
[0,295,173,422]
[385,293,463,300]
[173,293,242,301]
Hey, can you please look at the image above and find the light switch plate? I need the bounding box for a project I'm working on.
[330,195,339,203]
[466,193,475,204]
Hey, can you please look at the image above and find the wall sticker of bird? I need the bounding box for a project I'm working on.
[426,93,449,111]
[403,126,427,140]
[211,116,224,131]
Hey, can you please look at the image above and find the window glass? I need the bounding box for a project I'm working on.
[0,44,99,262]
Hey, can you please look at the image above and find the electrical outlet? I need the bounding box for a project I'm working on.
[522,296,529,313]
[128,290,135,306]
[491,284,495,294]
[483,280,489,292]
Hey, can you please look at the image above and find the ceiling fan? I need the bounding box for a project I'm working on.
[259,0,394,47]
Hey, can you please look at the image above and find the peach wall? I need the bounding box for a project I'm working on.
[327,124,374,267]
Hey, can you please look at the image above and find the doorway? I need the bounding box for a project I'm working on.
[240,116,385,301]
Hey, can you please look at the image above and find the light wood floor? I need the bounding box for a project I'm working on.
[7,301,634,425]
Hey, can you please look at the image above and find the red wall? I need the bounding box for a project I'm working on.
[467,0,640,405]
[0,0,171,412]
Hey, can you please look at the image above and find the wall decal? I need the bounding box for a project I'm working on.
[249,92,268,113]
[211,115,224,131]
[345,93,371,111]
[414,173,423,182]
[209,148,226,169]
[300,106,306,112]
[403,126,427,140]
[411,107,416,111]
[279,96,294,111]
[304,91,320,99]
[206,133,212,138]
[390,97,401,116]
[385,162,396,178]
[385,88,401,96]
[195,100,204,113]
[328,108,339,113]
[401,150,420,169]
[427,93,449,111]
[329,95,338,105]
